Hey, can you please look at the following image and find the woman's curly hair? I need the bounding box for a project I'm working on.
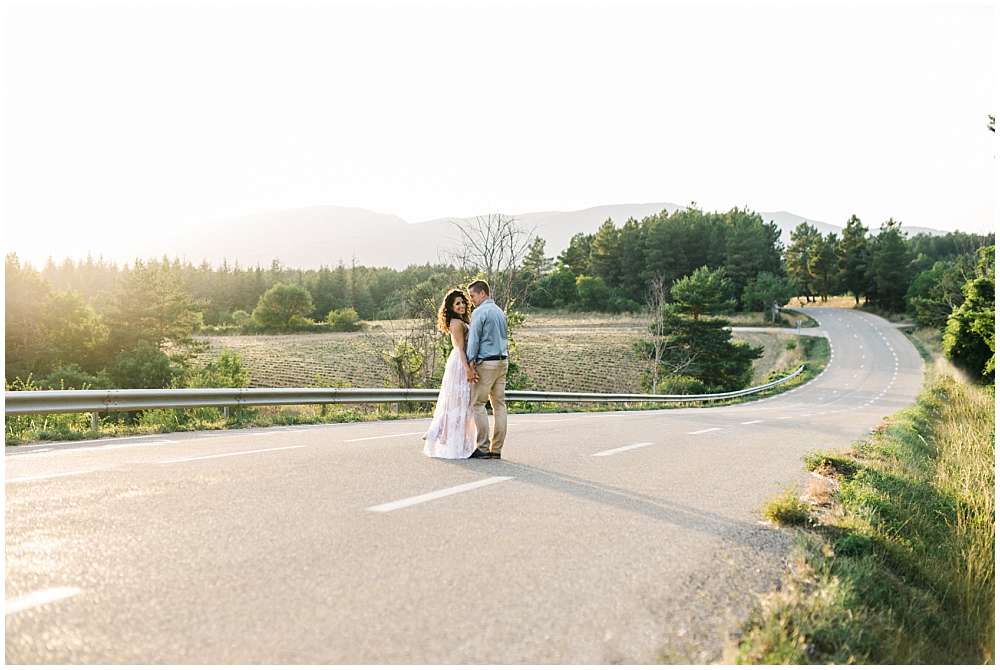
[437,288,471,334]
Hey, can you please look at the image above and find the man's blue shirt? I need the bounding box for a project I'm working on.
[465,297,509,363]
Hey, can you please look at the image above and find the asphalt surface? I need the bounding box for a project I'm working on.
[4,307,924,663]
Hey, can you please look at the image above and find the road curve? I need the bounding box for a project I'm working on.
[5,307,924,663]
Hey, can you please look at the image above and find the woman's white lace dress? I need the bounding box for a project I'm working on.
[422,337,476,459]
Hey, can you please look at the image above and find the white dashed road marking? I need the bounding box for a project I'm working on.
[367,476,513,512]
[6,587,81,616]
[6,469,98,484]
[345,432,425,443]
[688,428,722,435]
[158,445,306,464]
[593,442,655,457]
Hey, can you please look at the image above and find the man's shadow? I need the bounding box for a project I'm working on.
[447,457,788,552]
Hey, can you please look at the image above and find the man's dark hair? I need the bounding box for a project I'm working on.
[468,280,491,295]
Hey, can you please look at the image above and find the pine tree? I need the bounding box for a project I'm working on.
[868,219,911,312]
[808,233,840,301]
[589,219,622,286]
[557,233,594,276]
[837,214,869,304]
[786,222,821,302]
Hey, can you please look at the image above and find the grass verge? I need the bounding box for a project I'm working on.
[731,371,995,664]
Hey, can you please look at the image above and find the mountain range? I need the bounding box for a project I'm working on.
[168,203,948,270]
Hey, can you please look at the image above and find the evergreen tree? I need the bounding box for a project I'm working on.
[641,212,687,288]
[669,266,736,320]
[786,222,821,302]
[808,232,840,301]
[522,236,553,278]
[589,219,622,287]
[837,214,869,304]
[723,208,783,308]
[617,217,647,301]
[652,305,763,391]
[105,260,203,354]
[557,232,594,276]
[742,272,797,320]
[867,219,911,312]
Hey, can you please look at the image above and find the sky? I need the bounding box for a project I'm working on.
[2,0,996,266]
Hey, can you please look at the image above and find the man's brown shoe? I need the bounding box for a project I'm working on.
[469,449,491,459]
[488,451,501,459]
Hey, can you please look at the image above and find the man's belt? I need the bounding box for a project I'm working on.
[479,355,508,362]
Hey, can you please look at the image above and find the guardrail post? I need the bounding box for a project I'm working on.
[91,412,99,431]
[223,406,229,421]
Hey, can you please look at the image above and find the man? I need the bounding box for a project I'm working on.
[464,280,509,459]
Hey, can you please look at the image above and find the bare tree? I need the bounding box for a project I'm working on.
[358,294,444,390]
[641,275,704,391]
[645,275,669,391]
[451,213,534,310]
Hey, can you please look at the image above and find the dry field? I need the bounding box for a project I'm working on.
[193,313,802,393]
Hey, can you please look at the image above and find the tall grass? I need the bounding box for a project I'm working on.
[734,371,995,663]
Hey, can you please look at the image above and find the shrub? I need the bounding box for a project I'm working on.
[251,283,315,330]
[763,489,813,526]
[37,363,110,390]
[186,350,250,388]
[655,375,707,395]
[575,275,610,311]
[327,307,362,331]
[109,341,180,389]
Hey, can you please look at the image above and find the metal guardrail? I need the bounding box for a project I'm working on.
[4,366,805,422]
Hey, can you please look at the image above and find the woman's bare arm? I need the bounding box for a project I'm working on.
[449,320,471,367]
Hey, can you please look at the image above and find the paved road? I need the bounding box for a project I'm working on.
[5,308,924,663]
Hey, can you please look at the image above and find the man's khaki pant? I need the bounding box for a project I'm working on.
[471,359,508,453]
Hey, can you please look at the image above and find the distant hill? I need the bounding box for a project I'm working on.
[153,203,949,269]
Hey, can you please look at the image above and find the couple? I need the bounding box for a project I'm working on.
[422,280,508,460]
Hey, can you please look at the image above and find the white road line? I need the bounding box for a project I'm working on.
[593,442,655,457]
[58,439,175,454]
[7,469,97,484]
[740,420,764,425]
[688,428,722,435]
[367,476,513,512]
[6,587,82,616]
[157,445,305,464]
[344,432,425,443]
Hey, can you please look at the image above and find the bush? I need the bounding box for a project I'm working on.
[742,271,797,315]
[763,489,813,526]
[186,350,250,388]
[108,341,180,389]
[251,283,315,330]
[575,275,610,311]
[231,309,252,326]
[37,363,111,390]
[327,307,362,331]
[608,292,641,314]
[655,375,707,395]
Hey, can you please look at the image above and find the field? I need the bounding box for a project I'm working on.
[192,312,804,393]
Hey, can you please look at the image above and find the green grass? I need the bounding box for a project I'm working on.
[763,489,814,526]
[732,372,995,664]
[4,404,433,446]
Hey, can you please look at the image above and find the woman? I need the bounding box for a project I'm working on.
[422,288,479,459]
